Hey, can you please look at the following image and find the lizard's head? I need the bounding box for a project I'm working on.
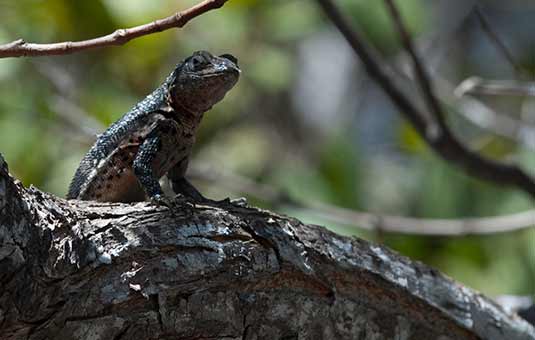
[170,51,240,114]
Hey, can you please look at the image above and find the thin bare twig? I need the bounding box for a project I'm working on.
[305,202,535,236]
[455,77,535,97]
[0,0,229,58]
[190,165,535,236]
[382,11,535,149]
[453,95,535,150]
[315,0,535,198]
[383,0,446,131]
[474,6,523,76]
[389,54,535,148]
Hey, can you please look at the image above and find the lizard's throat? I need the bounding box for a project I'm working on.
[170,99,199,117]
[170,101,204,131]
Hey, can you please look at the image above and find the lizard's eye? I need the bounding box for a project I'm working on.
[190,56,205,69]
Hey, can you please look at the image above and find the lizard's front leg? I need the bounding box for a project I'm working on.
[132,134,171,207]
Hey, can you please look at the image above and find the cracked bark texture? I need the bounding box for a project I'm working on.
[0,154,534,340]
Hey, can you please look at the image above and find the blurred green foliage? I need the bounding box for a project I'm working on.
[0,0,533,298]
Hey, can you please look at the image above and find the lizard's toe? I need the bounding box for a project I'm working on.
[150,194,173,208]
[229,197,248,207]
[173,193,195,206]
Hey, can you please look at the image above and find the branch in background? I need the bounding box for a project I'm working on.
[384,4,535,149]
[315,0,535,198]
[0,0,229,58]
[189,165,535,236]
[383,0,446,131]
[382,18,535,149]
[391,60,535,149]
[474,6,524,76]
[453,76,535,147]
[456,77,535,97]
[452,92,535,149]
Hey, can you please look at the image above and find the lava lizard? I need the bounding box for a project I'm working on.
[67,51,240,206]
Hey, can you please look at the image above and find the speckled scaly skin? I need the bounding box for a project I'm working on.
[67,51,240,204]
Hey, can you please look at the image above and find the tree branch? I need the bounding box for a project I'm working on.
[0,0,229,58]
[384,37,535,148]
[383,0,446,130]
[190,165,535,236]
[1,155,534,339]
[315,0,535,199]
[382,7,535,149]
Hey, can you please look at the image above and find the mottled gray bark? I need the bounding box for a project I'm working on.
[0,154,533,340]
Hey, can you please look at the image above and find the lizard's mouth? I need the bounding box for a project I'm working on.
[190,72,235,79]
[188,66,240,78]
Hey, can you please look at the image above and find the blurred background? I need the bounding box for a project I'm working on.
[0,0,534,298]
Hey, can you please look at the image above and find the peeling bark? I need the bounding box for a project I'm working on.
[0,154,533,340]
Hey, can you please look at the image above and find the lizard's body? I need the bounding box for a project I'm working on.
[67,51,239,203]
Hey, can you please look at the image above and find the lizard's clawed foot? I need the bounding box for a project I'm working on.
[150,194,174,208]
[173,193,198,208]
[229,197,248,207]
[215,197,248,207]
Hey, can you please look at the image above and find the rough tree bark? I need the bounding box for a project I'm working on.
[0,154,533,340]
